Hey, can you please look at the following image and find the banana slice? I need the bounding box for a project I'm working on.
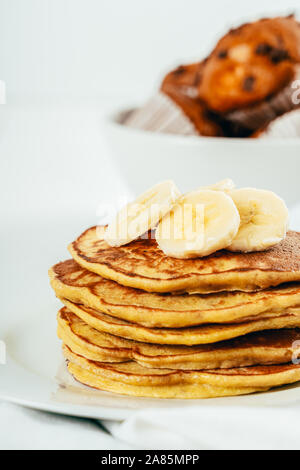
[156,189,240,259]
[203,178,235,192]
[227,188,289,252]
[105,180,181,247]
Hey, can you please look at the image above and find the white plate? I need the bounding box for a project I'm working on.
[1,218,300,422]
[1,302,300,421]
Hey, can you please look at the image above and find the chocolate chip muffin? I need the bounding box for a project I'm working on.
[198,15,300,134]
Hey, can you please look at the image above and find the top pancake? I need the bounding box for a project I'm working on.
[69,226,300,294]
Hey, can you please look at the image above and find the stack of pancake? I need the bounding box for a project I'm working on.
[49,225,300,399]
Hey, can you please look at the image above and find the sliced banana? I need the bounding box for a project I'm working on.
[156,189,240,259]
[203,178,235,192]
[227,188,289,252]
[105,180,181,247]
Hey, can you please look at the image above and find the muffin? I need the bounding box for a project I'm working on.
[124,62,224,137]
[198,15,300,134]
[161,62,224,136]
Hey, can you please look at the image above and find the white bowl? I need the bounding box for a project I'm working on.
[104,108,300,207]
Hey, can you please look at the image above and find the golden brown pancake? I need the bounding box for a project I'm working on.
[57,308,130,363]
[68,226,300,294]
[50,259,300,328]
[67,362,261,399]
[60,298,300,345]
[58,308,300,370]
[63,345,300,398]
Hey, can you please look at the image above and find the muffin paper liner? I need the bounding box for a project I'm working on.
[257,109,300,138]
[123,92,199,136]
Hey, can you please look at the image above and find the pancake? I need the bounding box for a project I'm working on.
[63,346,300,398]
[58,308,300,370]
[67,362,261,399]
[68,226,300,294]
[60,298,300,345]
[57,308,130,363]
[49,260,300,328]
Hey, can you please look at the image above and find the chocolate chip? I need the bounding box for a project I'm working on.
[256,43,272,55]
[218,49,228,59]
[172,66,186,76]
[255,43,290,64]
[270,48,290,64]
[243,76,256,92]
